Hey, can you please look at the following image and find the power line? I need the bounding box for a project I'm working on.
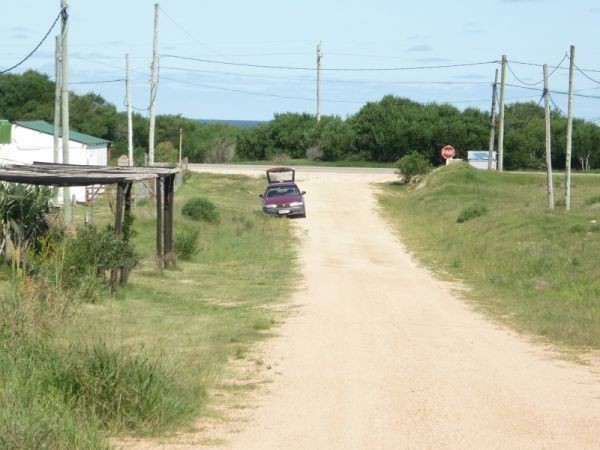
[510,59,600,73]
[159,54,499,71]
[0,8,63,74]
[506,54,568,86]
[505,83,600,100]
[69,78,125,85]
[159,5,224,58]
[160,75,365,104]
[572,60,600,85]
[160,65,493,86]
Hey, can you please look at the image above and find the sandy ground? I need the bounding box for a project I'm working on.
[124,165,600,449]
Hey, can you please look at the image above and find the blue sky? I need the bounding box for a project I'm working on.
[2,0,600,122]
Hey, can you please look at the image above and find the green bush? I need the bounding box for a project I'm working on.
[395,151,432,183]
[584,195,600,206]
[457,204,488,223]
[182,197,220,223]
[30,225,138,302]
[174,226,200,260]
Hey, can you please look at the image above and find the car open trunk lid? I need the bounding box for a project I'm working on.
[266,167,295,183]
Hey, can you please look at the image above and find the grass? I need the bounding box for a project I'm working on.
[378,162,600,350]
[0,172,298,447]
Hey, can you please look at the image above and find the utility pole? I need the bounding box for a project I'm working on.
[179,128,183,164]
[316,42,322,122]
[61,0,70,220]
[53,34,62,164]
[148,3,159,166]
[565,45,575,210]
[488,68,498,170]
[497,55,507,172]
[543,64,554,209]
[126,53,133,166]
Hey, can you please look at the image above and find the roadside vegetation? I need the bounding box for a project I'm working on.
[379,163,600,350]
[0,172,297,447]
[3,71,600,170]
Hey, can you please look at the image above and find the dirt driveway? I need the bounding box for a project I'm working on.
[185,165,600,448]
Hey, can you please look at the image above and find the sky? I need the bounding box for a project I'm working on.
[2,0,600,122]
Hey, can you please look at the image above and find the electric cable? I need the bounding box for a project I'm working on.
[1,8,64,74]
[159,54,499,72]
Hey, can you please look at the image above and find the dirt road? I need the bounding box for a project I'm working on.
[191,165,600,449]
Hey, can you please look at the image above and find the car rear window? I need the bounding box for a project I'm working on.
[266,186,298,197]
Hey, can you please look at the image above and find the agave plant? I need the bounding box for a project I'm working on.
[0,183,55,265]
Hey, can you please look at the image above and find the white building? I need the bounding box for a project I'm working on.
[0,120,110,201]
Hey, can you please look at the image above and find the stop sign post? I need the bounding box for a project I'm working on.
[441,145,456,160]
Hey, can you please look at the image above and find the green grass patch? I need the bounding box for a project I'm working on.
[457,204,488,223]
[378,162,600,350]
[0,172,298,446]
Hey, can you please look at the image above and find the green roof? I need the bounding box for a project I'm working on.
[15,120,111,146]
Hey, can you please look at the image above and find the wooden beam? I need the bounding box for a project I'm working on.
[156,177,164,272]
[110,182,125,293]
[120,182,133,284]
[163,174,175,267]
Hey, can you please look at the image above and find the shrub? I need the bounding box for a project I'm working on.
[182,197,219,223]
[396,152,432,183]
[457,204,488,223]
[30,225,138,301]
[174,226,200,260]
[584,195,600,206]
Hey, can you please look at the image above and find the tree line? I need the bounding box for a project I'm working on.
[2,70,600,169]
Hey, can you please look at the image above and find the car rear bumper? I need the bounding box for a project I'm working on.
[263,205,305,217]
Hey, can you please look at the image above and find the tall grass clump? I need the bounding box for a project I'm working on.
[182,197,220,223]
[457,204,488,223]
[174,225,200,260]
[583,195,600,206]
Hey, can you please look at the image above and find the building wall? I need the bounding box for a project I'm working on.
[0,124,108,201]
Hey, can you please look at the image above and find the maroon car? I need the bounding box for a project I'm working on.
[260,167,306,218]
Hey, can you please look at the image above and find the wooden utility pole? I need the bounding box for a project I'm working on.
[543,64,554,209]
[178,128,183,164]
[497,55,507,172]
[126,54,134,166]
[148,3,159,166]
[488,68,498,170]
[316,42,322,122]
[565,45,575,210]
[53,34,62,164]
[60,0,70,219]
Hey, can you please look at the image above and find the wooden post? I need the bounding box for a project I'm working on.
[110,183,125,293]
[155,177,164,272]
[163,175,175,266]
[120,182,133,284]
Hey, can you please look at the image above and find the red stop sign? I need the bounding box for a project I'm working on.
[441,145,456,159]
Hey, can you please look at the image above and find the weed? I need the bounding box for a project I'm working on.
[584,195,600,206]
[457,204,488,223]
[174,225,200,260]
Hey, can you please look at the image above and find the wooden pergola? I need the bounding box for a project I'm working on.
[0,162,180,288]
